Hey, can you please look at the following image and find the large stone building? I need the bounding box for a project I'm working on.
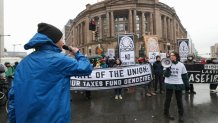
[210,43,218,58]
[65,0,187,57]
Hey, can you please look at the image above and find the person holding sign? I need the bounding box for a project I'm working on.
[184,54,196,94]
[163,51,189,123]
[113,58,123,100]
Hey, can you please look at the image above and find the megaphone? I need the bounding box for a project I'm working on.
[161,58,172,68]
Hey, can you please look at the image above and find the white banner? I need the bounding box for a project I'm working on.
[160,53,167,60]
[148,52,159,63]
[70,64,152,90]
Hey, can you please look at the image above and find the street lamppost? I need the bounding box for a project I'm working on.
[12,44,21,57]
[0,34,11,63]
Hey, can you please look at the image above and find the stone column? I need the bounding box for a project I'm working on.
[163,16,167,39]
[149,13,153,35]
[141,12,145,36]
[98,15,103,40]
[85,16,90,44]
[111,11,115,37]
[78,24,81,45]
[133,9,137,33]
[170,19,173,42]
[172,15,176,51]
[128,9,133,33]
[106,11,110,37]
[154,7,161,36]
[80,23,83,45]
[74,27,77,45]
[167,18,171,41]
[76,26,79,45]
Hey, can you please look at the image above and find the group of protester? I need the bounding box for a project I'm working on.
[0,61,18,86]
[4,22,217,123]
[89,56,123,100]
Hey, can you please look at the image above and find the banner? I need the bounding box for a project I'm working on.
[70,64,152,90]
[160,53,167,60]
[144,35,159,63]
[118,34,135,66]
[178,39,189,62]
[108,48,115,58]
[148,52,159,63]
[185,64,218,83]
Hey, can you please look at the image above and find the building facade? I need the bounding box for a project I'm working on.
[210,43,218,58]
[65,0,187,57]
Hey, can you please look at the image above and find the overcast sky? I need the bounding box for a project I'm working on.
[4,0,218,57]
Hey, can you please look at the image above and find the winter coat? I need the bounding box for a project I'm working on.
[5,66,14,78]
[8,33,92,123]
[153,61,163,75]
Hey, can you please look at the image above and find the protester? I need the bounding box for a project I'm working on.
[13,61,19,70]
[8,22,92,123]
[143,56,156,97]
[200,58,206,64]
[113,58,123,100]
[163,51,189,122]
[153,55,164,94]
[106,56,115,68]
[0,63,5,80]
[100,57,108,68]
[209,58,218,93]
[4,62,14,87]
[184,54,196,94]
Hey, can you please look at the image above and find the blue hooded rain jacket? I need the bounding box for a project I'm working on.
[8,33,92,123]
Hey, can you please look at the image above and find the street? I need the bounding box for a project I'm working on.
[1,84,218,123]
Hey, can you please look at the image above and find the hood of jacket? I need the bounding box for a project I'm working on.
[24,33,61,53]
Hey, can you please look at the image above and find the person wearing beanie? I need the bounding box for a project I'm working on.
[163,51,189,122]
[37,23,63,43]
[8,23,93,123]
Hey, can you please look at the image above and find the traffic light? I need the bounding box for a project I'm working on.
[95,31,98,37]
[89,20,96,31]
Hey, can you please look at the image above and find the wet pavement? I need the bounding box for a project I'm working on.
[1,84,218,123]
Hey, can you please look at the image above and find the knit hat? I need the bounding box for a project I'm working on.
[37,23,63,43]
[156,55,160,60]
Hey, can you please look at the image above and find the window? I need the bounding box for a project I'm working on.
[102,18,108,38]
[114,16,128,34]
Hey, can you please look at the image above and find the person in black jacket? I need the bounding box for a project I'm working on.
[184,54,196,94]
[153,55,164,93]
[209,58,218,93]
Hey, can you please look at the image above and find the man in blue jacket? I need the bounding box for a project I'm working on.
[8,23,92,123]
